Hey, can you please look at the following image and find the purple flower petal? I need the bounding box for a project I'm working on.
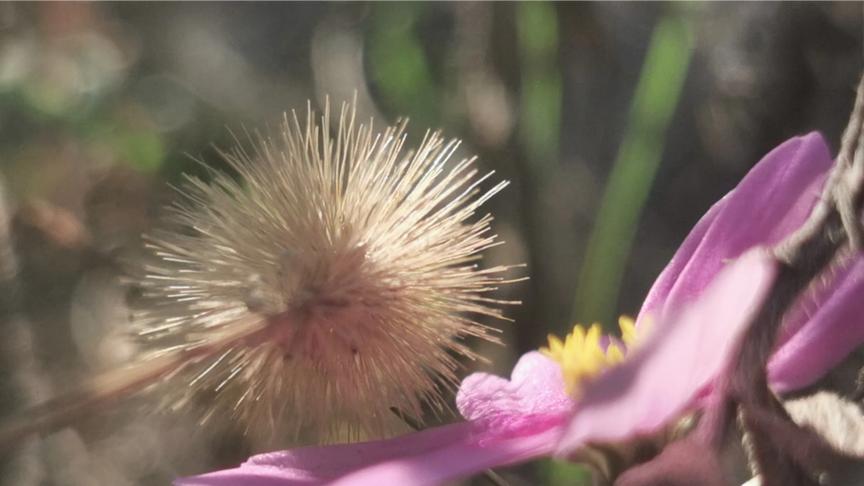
[558,250,778,454]
[638,133,832,326]
[176,354,573,486]
[328,427,561,486]
[769,254,864,392]
[175,423,473,486]
[457,351,573,437]
[321,353,572,485]
[176,465,321,486]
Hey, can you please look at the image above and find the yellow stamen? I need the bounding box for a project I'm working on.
[619,316,637,347]
[540,316,640,395]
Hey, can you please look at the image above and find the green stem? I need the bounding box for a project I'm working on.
[572,11,694,325]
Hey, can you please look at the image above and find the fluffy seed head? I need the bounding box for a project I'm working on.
[133,101,518,441]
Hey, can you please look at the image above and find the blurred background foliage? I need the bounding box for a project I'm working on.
[0,2,861,485]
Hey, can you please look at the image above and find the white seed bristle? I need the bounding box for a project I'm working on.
[133,100,518,441]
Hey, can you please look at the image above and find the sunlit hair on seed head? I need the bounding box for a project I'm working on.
[132,99,521,441]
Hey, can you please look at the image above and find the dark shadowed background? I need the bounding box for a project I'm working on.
[0,2,861,485]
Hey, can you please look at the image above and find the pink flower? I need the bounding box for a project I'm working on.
[178,252,776,486]
[558,131,834,454]
[633,130,863,396]
[178,132,861,485]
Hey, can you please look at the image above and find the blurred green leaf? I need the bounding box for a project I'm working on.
[115,130,165,173]
[539,458,594,486]
[368,3,439,127]
[81,121,166,173]
[518,2,559,56]
[517,1,561,165]
[572,10,695,325]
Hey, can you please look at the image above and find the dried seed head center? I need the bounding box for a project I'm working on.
[132,100,520,440]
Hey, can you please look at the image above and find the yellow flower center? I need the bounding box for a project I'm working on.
[540,316,638,395]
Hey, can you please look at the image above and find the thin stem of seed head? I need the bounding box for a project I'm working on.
[0,314,269,449]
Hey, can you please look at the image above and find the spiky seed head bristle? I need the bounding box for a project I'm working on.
[132,100,518,441]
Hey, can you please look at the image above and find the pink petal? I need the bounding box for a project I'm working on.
[177,416,565,486]
[457,351,573,437]
[177,354,574,486]
[558,250,778,454]
[328,426,562,486]
[175,423,472,486]
[638,133,831,326]
[769,254,864,392]
[175,465,321,486]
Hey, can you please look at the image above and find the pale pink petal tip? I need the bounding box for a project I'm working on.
[457,351,573,435]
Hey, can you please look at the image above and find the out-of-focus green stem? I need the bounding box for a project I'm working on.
[516,1,562,165]
[516,4,589,485]
[572,12,694,325]
[541,457,594,486]
[368,3,439,129]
